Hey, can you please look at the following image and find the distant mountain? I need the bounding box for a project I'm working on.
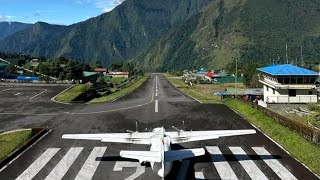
[0,22,32,40]
[0,22,72,56]
[0,0,213,66]
[133,0,320,71]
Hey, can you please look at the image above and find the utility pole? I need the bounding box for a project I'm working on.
[235,58,238,92]
[286,44,288,64]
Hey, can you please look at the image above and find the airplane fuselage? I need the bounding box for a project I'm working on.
[149,127,173,177]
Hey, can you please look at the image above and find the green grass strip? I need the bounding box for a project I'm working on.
[55,84,92,103]
[89,75,149,103]
[0,130,33,160]
[225,99,320,176]
[164,73,223,103]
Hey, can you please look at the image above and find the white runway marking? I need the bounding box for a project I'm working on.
[155,100,158,112]
[0,88,10,93]
[206,146,238,180]
[252,147,297,180]
[45,147,83,180]
[75,147,107,180]
[229,147,268,180]
[16,148,60,180]
[195,172,205,179]
[30,89,47,100]
[155,93,158,96]
[113,161,145,180]
[14,93,20,96]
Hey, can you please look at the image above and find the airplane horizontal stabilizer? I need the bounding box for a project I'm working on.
[120,150,161,162]
[164,148,205,162]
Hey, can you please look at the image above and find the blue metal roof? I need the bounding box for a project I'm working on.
[257,64,318,76]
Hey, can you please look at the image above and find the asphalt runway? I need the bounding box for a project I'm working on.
[0,75,318,180]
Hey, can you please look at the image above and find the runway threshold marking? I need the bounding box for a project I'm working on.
[252,147,297,180]
[113,161,145,180]
[75,147,107,180]
[195,172,205,179]
[45,147,83,180]
[15,148,60,180]
[155,100,158,112]
[206,146,238,180]
[30,89,47,100]
[229,147,268,180]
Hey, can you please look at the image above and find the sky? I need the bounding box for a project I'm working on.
[0,0,125,25]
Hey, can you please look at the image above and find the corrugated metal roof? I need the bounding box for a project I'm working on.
[258,64,318,76]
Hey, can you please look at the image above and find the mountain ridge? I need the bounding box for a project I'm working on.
[0,0,214,66]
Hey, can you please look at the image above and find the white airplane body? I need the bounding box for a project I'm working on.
[62,127,256,177]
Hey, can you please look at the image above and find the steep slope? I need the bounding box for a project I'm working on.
[133,0,320,71]
[0,22,32,40]
[0,22,72,56]
[0,0,213,66]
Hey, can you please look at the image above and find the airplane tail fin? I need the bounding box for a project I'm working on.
[164,148,205,162]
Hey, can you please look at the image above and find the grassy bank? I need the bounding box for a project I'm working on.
[55,84,92,103]
[0,130,33,160]
[89,75,149,103]
[165,73,244,103]
[225,99,320,175]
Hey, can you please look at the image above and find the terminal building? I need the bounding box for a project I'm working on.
[258,64,318,103]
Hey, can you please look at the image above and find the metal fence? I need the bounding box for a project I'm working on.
[266,96,317,103]
[239,98,320,145]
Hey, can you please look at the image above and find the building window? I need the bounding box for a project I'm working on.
[309,91,313,95]
[289,89,296,97]
[266,86,269,91]
[273,89,275,95]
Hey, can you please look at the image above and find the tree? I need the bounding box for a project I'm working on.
[5,64,17,76]
[38,62,49,75]
[96,77,105,84]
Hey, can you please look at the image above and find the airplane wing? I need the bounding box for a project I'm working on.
[166,129,256,144]
[120,150,161,162]
[164,148,205,162]
[62,132,155,145]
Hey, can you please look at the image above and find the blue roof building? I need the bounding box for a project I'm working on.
[257,64,318,104]
[258,64,318,76]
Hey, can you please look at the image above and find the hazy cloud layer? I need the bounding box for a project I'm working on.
[76,0,126,12]
[0,15,14,22]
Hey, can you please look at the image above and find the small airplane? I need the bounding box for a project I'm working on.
[62,123,256,177]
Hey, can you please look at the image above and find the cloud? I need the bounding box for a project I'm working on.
[76,0,126,12]
[33,12,40,17]
[0,15,14,22]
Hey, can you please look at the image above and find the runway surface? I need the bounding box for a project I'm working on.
[0,74,318,179]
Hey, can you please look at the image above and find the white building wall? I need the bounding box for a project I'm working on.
[264,86,317,103]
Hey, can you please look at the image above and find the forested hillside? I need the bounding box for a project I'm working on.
[0,22,32,40]
[0,0,213,66]
[133,0,320,71]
